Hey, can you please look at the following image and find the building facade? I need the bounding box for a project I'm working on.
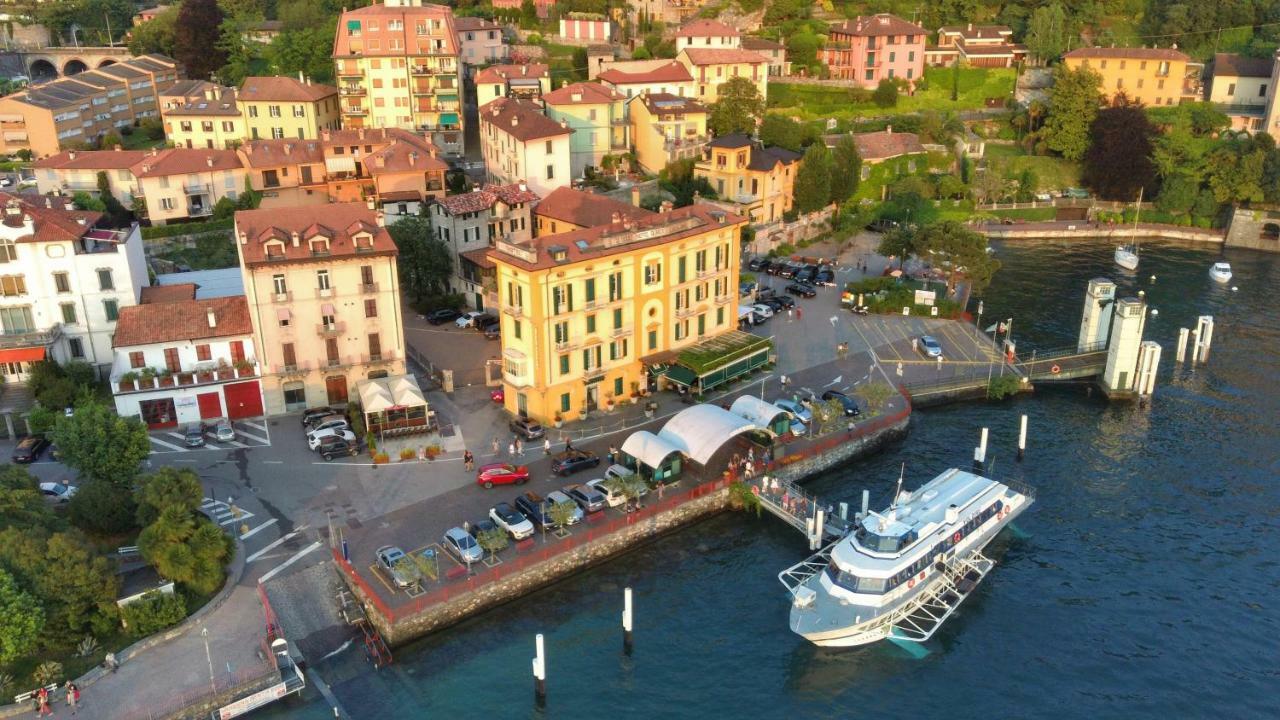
[238,76,341,141]
[479,97,572,197]
[741,37,789,76]
[333,0,464,157]
[0,193,147,382]
[694,134,798,223]
[597,60,695,105]
[559,14,612,43]
[673,19,740,51]
[820,14,926,87]
[927,24,1026,68]
[629,92,708,174]
[455,17,507,65]
[533,186,654,236]
[1209,53,1273,132]
[233,202,406,414]
[430,183,539,310]
[491,203,745,424]
[676,48,769,104]
[474,64,551,108]
[1062,46,1203,107]
[541,82,628,179]
[162,86,245,150]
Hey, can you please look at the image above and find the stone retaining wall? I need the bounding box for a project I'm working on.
[985,226,1223,243]
[768,412,911,483]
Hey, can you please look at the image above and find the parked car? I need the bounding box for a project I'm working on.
[739,281,757,296]
[307,416,350,436]
[39,482,77,502]
[442,527,484,564]
[750,311,768,326]
[317,436,358,461]
[301,406,343,426]
[483,323,501,340]
[586,477,627,508]
[11,435,48,463]
[489,502,535,540]
[508,417,545,440]
[774,399,813,425]
[468,518,500,540]
[563,483,607,514]
[375,546,417,588]
[747,257,767,271]
[455,311,486,328]
[1065,187,1090,199]
[760,297,785,313]
[307,427,354,451]
[821,389,861,417]
[814,270,836,287]
[546,490,584,523]
[425,308,462,325]
[514,491,554,528]
[1034,191,1053,202]
[786,283,817,298]
[551,449,600,476]
[751,303,775,319]
[772,295,796,309]
[918,335,944,359]
[476,463,529,488]
[212,419,236,443]
[184,423,206,448]
[795,266,818,283]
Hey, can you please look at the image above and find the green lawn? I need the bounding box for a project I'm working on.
[982,143,1026,158]
[768,66,1016,121]
[122,131,165,151]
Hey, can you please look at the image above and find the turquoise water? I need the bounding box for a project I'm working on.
[268,239,1280,719]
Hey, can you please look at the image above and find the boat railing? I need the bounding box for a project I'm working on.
[998,477,1037,501]
[778,541,837,595]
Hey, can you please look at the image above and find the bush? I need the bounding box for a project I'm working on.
[68,480,138,536]
[140,117,164,140]
[120,591,187,636]
[987,375,1022,400]
[873,79,899,108]
[140,218,233,240]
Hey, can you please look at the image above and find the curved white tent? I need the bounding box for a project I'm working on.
[621,430,684,469]
[729,396,790,433]
[658,404,760,465]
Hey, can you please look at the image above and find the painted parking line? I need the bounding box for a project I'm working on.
[247,527,307,562]
[224,439,249,448]
[149,435,186,452]
[240,518,278,540]
[258,541,323,584]
[235,428,270,445]
[165,432,187,442]
[240,420,268,433]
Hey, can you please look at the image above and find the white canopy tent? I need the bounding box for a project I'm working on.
[658,404,760,466]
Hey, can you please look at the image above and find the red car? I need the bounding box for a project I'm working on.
[490,388,505,403]
[476,463,529,489]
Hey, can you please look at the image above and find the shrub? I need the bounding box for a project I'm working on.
[399,448,416,461]
[120,591,187,636]
[68,480,138,536]
[987,375,1022,400]
[31,661,62,687]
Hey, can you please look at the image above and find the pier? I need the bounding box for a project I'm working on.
[748,474,851,541]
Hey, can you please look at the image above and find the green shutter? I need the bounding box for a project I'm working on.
[678,256,686,282]
[614,377,623,396]
[613,308,622,328]
[585,278,595,302]
[560,393,570,412]
[698,314,705,336]
[586,315,596,333]
[560,354,569,375]
[648,330,657,350]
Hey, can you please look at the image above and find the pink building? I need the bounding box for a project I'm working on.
[820,14,926,88]
[558,13,612,42]
[492,0,553,19]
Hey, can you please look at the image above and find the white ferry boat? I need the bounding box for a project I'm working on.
[780,468,1034,647]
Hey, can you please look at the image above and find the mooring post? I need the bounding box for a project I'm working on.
[1198,316,1214,363]
[815,509,825,545]
[1017,414,1027,461]
[622,587,633,656]
[838,502,848,521]
[860,490,869,519]
[532,634,546,707]
[1175,328,1188,364]
[974,427,988,469]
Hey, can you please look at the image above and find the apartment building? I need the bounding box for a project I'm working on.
[318,127,448,206]
[492,0,553,19]
[741,37,789,76]
[490,203,745,424]
[474,64,551,107]
[928,24,1026,68]
[673,19,740,52]
[233,202,406,413]
[676,48,769,104]
[0,54,179,158]
[626,0,702,26]
[533,186,654,236]
[110,289,265,427]
[1208,53,1272,132]
[820,14,926,87]
[162,85,244,150]
[694,134,798,223]
[160,79,225,113]
[455,16,507,65]
[430,182,539,310]
[1063,46,1203,107]
[237,138,329,209]
[629,92,708,174]
[239,76,341,141]
[0,192,147,385]
[479,97,572,197]
[333,0,464,157]
[598,60,695,107]
[559,13,612,43]
[542,82,628,179]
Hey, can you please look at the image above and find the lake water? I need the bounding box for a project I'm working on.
[267,238,1280,719]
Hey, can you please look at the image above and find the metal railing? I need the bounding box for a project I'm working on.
[0,323,60,349]
[316,321,346,336]
[359,282,378,294]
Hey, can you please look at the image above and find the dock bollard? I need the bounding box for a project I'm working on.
[622,587,634,656]
[532,634,546,706]
[1017,415,1027,461]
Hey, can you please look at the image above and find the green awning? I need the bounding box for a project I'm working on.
[665,366,697,387]
[440,112,459,125]
[347,20,361,30]
[438,94,459,102]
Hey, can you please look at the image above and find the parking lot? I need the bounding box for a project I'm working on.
[146,419,272,454]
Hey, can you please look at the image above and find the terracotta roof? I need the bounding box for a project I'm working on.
[460,247,496,269]
[1064,46,1190,62]
[479,97,571,142]
[0,192,103,244]
[493,204,744,271]
[130,149,242,178]
[237,139,325,168]
[741,37,784,51]
[112,295,253,347]
[455,16,502,32]
[637,92,706,116]
[436,182,539,216]
[533,187,653,228]
[34,149,151,171]
[1213,53,1273,79]
[164,88,240,117]
[363,133,450,175]
[380,190,423,201]
[851,130,925,161]
[474,63,549,85]
[234,202,396,267]
[679,48,769,66]
[956,41,1022,58]
[597,60,693,85]
[707,133,753,149]
[542,81,624,105]
[319,126,429,149]
[938,24,1012,40]
[239,76,337,103]
[140,283,197,304]
[829,14,925,38]
[333,3,458,57]
[674,19,740,38]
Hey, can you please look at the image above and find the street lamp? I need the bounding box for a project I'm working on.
[201,627,215,696]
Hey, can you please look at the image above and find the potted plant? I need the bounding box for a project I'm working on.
[177,371,194,386]
[234,358,255,377]
[553,413,563,429]
[549,500,576,538]
[196,366,215,383]
[118,371,138,391]
[216,359,234,381]
[138,367,157,389]
[372,451,390,464]
[157,368,175,388]
[399,448,416,462]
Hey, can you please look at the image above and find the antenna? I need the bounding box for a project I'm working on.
[894,463,905,504]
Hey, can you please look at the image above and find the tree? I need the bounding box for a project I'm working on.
[1026,1,1070,63]
[793,142,833,214]
[0,569,43,665]
[631,46,652,60]
[0,465,54,531]
[135,467,204,527]
[1015,168,1038,202]
[876,225,918,267]
[914,220,1001,298]
[1044,64,1103,161]
[1155,174,1198,217]
[708,77,764,136]
[936,174,968,200]
[1081,96,1158,201]
[0,528,120,642]
[476,526,509,564]
[873,79,898,108]
[67,480,137,536]
[549,500,576,536]
[128,5,179,56]
[828,134,862,204]
[267,23,338,84]
[51,399,151,487]
[97,171,131,226]
[174,0,228,80]
[138,507,233,594]
[759,114,805,152]
[854,381,894,413]
[519,0,538,28]
[119,590,186,637]
[387,216,452,303]
[72,191,106,213]
[659,158,716,206]
[1205,141,1266,204]
[277,0,331,30]
[786,29,821,72]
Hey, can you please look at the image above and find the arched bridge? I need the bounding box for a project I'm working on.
[11,47,131,82]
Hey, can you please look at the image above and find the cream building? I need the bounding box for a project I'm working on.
[474,64,550,107]
[673,18,740,51]
[479,97,572,197]
[629,92,708,174]
[163,86,245,150]
[239,76,341,141]
[676,48,769,104]
[597,60,695,105]
[233,202,406,413]
[541,82,628,179]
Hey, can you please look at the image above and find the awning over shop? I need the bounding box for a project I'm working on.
[664,365,697,387]
[671,331,773,392]
[0,347,45,363]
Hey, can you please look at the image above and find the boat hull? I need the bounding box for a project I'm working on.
[1114,248,1139,271]
[1209,269,1231,283]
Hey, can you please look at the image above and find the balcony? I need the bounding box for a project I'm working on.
[359,282,379,294]
[339,85,365,95]
[316,321,346,337]
[60,180,99,192]
[187,204,213,217]
[714,293,733,305]
[696,269,716,280]
[316,287,334,299]
[184,182,211,195]
[502,305,523,319]
[322,354,355,370]
[583,367,606,382]
[554,339,576,351]
[0,323,61,350]
[411,65,432,75]
[611,326,631,338]
[270,291,291,303]
[337,65,362,77]
[274,360,311,375]
[675,306,697,319]
[342,106,368,116]
[362,350,396,364]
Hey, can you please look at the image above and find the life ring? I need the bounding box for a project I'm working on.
[1051,364,1061,375]
[918,571,926,581]
[908,577,916,589]
[952,531,962,544]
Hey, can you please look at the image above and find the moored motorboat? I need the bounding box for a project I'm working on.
[1114,245,1139,271]
[1209,262,1232,283]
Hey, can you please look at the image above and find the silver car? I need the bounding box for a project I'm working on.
[546,490,585,524]
[375,545,417,588]
[563,484,606,514]
[212,419,236,443]
[442,527,483,564]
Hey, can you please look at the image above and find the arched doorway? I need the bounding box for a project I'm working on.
[1262,223,1279,242]
[97,59,117,68]
[28,59,57,82]
[63,59,88,76]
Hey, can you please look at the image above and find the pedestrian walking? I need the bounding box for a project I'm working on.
[564,435,573,452]
[65,682,79,716]
[770,477,780,495]
[491,437,499,455]
[35,687,51,716]
[507,441,515,457]
[657,481,665,500]
[782,491,791,513]
[514,437,523,456]
[607,445,617,465]
[543,437,551,455]
[463,450,474,471]
[787,307,793,321]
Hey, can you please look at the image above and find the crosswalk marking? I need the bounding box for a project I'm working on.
[235,429,269,445]
[241,420,267,432]
[247,527,307,562]
[166,432,187,442]
[258,541,322,584]
[150,435,186,452]
[240,518,277,540]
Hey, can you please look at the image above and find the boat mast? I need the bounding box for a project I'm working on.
[1132,186,1143,249]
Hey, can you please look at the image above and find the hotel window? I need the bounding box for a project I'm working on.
[282,343,297,368]
[325,338,339,365]
[585,314,596,333]
[610,338,628,360]
[97,268,114,290]
[196,344,212,361]
[222,121,235,131]
[60,302,76,324]
[554,321,569,345]
[163,347,180,372]
[0,275,25,296]
[559,354,570,375]
[273,274,287,294]
[582,346,601,370]
[607,272,623,301]
[368,333,381,359]
[316,269,330,290]
[269,105,281,118]
[546,164,555,180]
[513,320,522,339]
[644,262,661,285]
[697,314,705,336]
[584,277,596,302]
[364,299,377,318]
[293,105,305,117]
[103,299,119,321]
[675,322,685,341]
[1100,60,1107,69]
[129,351,145,368]
[716,306,725,325]
[613,308,622,328]
[160,198,175,211]
[248,106,259,118]
[1,308,36,334]
[678,256,686,282]
[560,393,570,412]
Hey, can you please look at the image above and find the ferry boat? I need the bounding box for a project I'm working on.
[780,468,1034,647]
[1209,262,1232,283]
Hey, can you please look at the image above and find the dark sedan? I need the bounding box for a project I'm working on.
[12,435,48,463]
[425,308,462,325]
[821,390,861,417]
[786,283,817,298]
[551,449,600,476]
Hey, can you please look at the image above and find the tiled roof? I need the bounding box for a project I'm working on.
[333,2,459,57]
[479,97,571,142]
[474,63,549,85]
[460,247,495,270]
[1213,53,1273,78]
[707,133,752,149]
[1064,46,1190,62]
[829,14,925,37]
[363,133,450,175]
[130,149,242,178]
[162,79,220,98]
[34,149,151,170]
[319,126,427,149]
[239,76,337,103]
[140,284,197,304]
[533,187,653,228]
[679,48,769,66]
[741,37,784,51]
[597,60,693,85]
[455,16,502,32]
[234,202,397,267]
[851,130,925,160]
[493,204,744,271]
[164,88,240,117]
[542,81,623,105]
[0,192,102,244]
[112,295,253,347]
[938,24,1012,40]
[237,139,325,168]
[956,41,1022,57]
[436,182,539,216]
[674,19,740,38]
[637,92,706,116]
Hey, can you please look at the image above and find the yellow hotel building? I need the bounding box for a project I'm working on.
[491,204,745,423]
[1062,46,1202,107]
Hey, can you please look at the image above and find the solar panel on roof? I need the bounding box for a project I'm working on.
[574,240,589,250]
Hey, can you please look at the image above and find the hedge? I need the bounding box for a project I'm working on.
[120,590,187,637]
[141,218,233,240]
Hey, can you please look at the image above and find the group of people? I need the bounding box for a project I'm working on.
[31,681,80,716]
[728,446,772,481]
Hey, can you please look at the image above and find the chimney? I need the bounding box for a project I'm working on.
[886,125,892,134]
[238,230,247,244]
[967,22,972,31]
[206,156,214,167]
[519,181,527,192]
[522,66,528,76]
[298,71,304,83]
[68,150,76,160]
[611,211,622,224]
[206,308,217,328]
[76,217,86,225]
[660,200,673,213]
[630,185,640,207]
[322,129,331,142]
[561,80,568,88]
[358,128,365,139]
[571,92,582,102]
[365,197,376,210]
[290,230,300,247]
[511,116,519,127]
[44,197,51,208]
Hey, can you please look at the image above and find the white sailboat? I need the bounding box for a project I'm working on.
[1209,262,1232,283]
[1114,188,1142,271]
